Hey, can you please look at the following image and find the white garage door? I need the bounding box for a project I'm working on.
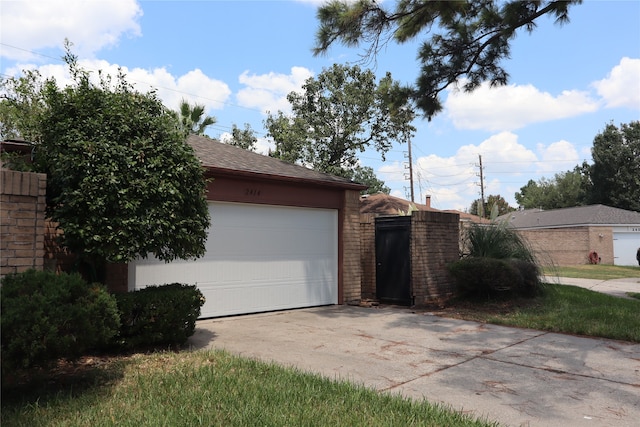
[129,202,338,317]
[613,230,640,266]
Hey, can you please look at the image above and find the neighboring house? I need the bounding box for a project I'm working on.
[359,193,488,224]
[498,205,640,266]
[127,135,367,318]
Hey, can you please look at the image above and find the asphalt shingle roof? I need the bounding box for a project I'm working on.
[498,204,640,229]
[187,135,366,190]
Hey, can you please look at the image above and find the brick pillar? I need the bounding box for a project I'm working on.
[410,211,460,304]
[359,213,376,300]
[0,169,47,276]
[341,189,362,304]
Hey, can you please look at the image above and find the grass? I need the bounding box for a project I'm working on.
[543,264,640,280]
[430,284,640,342]
[1,350,498,427]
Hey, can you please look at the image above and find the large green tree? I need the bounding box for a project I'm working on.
[265,63,416,178]
[589,121,640,211]
[1,49,210,280]
[349,166,390,195]
[515,166,589,210]
[226,123,258,151]
[314,0,582,119]
[0,69,47,142]
[469,194,514,219]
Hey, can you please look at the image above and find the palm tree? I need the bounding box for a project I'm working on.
[176,99,216,136]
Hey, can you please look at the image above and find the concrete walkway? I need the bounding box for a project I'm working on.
[189,302,640,427]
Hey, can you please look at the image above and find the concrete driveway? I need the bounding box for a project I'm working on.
[189,305,640,427]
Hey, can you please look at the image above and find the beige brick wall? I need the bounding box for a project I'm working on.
[411,211,460,304]
[1,169,47,276]
[518,226,614,266]
[341,189,362,304]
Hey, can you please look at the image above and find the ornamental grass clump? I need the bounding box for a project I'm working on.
[448,223,544,298]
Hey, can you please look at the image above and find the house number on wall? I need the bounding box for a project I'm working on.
[245,188,261,196]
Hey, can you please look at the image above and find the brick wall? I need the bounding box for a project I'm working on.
[341,189,362,304]
[1,169,46,276]
[410,211,460,304]
[518,226,614,266]
[359,213,376,299]
[359,211,461,306]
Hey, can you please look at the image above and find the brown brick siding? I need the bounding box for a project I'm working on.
[1,169,47,276]
[359,213,376,300]
[410,211,460,304]
[360,211,460,306]
[341,189,362,304]
[517,226,614,266]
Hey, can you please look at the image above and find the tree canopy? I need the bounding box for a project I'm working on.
[265,63,416,178]
[314,0,582,119]
[515,121,639,212]
[469,194,514,219]
[0,48,210,278]
[350,166,390,195]
[225,123,258,151]
[589,121,640,212]
[515,166,589,210]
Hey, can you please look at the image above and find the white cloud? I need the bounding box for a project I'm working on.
[379,131,541,210]
[445,81,599,131]
[218,134,274,156]
[592,57,640,110]
[0,0,142,61]
[4,60,231,114]
[535,140,580,174]
[236,67,314,115]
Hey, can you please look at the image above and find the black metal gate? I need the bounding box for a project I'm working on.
[375,216,411,305]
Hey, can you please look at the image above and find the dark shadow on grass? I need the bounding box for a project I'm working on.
[1,355,129,409]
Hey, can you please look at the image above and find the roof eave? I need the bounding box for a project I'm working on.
[203,165,368,191]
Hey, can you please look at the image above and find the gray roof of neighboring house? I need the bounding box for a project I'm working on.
[498,204,640,229]
[187,134,366,190]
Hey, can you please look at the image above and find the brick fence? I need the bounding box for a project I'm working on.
[360,210,460,306]
[0,169,47,276]
[411,210,460,304]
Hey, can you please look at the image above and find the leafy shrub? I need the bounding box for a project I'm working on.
[0,269,120,371]
[448,257,523,297]
[509,258,544,296]
[113,283,205,350]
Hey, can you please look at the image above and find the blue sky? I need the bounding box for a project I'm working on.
[2,0,639,211]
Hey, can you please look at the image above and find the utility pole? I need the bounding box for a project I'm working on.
[477,154,485,218]
[404,142,415,203]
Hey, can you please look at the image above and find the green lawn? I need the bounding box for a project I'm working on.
[489,285,640,341]
[439,284,640,343]
[1,350,498,427]
[543,264,640,280]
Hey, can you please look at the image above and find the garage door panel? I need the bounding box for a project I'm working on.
[129,202,338,318]
[613,231,640,266]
